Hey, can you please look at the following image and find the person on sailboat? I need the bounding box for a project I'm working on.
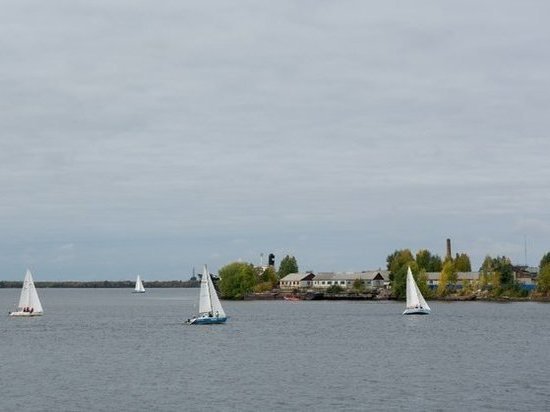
[215,311,219,318]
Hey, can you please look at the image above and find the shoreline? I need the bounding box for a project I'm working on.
[243,291,549,303]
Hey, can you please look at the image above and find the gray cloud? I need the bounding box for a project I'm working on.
[1,1,550,279]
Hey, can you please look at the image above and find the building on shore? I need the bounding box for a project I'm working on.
[425,272,481,289]
[512,266,538,291]
[279,272,315,290]
[279,270,390,291]
[280,264,541,293]
[426,268,539,291]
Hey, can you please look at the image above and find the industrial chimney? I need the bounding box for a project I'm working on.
[446,238,452,260]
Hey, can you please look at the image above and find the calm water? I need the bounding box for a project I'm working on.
[1,288,549,411]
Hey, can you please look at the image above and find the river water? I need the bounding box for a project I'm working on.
[1,288,549,411]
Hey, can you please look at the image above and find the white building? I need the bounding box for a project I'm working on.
[425,271,481,288]
[279,272,315,290]
[310,271,390,290]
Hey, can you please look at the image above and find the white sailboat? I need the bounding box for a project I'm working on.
[403,266,431,315]
[9,269,44,317]
[133,275,145,293]
[187,265,227,325]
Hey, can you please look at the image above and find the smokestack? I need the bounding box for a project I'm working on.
[446,238,452,260]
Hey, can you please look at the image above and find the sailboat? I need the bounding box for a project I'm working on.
[9,269,44,317]
[133,275,145,293]
[403,266,431,315]
[187,265,227,325]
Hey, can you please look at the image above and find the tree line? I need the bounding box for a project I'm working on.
[386,248,550,299]
[218,255,298,299]
[0,280,200,288]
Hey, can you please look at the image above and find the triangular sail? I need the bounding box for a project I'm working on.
[135,275,145,292]
[18,269,43,313]
[17,270,31,309]
[206,268,225,317]
[405,267,430,310]
[413,276,430,310]
[198,266,212,314]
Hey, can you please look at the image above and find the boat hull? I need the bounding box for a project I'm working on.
[402,308,431,315]
[187,316,227,325]
[9,311,43,317]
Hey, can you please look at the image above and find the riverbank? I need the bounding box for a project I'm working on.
[243,290,547,302]
[244,290,391,301]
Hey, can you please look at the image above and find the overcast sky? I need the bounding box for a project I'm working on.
[1,1,549,280]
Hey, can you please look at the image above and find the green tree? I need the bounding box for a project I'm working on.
[416,269,432,300]
[219,262,257,299]
[416,249,431,271]
[480,255,515,294]
[536,264,550,295]
[278,255,299,279]
[539,252,550,270]
[259,266,278,288]
[429,255,443,272]
[253,266,278,292]
[387,249,416,299]
[480,255,494,274]
[454,253,472,272]
[416,249,442,272]
[437,260,457,297]
[387,249,414,273]
[352,278,365,292]
[496,256,514,286]
[326,284,344,294]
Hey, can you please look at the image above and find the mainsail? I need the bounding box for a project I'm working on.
[198,266,212,314]
[17,269,43,313]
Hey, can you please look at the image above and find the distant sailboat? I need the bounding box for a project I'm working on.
[133,275,145,293]
[187,265,227,325]
[9,269,44,317]
[403,267,431,315]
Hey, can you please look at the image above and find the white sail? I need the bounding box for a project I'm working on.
[17,269,43,313]
[206,267,226,318]
[187,265,227,324]
[198,266,212,314]
[405,267,430,311]
[413,275,430,310]
[134,275,145,293]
